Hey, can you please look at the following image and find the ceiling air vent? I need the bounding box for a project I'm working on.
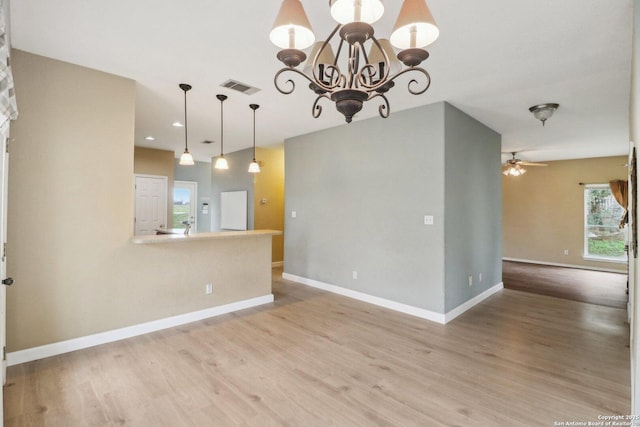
[220,79,260,95]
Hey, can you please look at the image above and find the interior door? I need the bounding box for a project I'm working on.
[0,127,10,425]
[134,175,167,235]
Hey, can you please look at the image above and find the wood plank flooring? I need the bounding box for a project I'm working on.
[503,260,628,308]
[4,270,631,426]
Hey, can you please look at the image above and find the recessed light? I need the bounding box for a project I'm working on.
[145,136,155,141]
[172,121,184,127]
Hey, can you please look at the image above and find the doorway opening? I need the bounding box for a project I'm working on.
[173,181,197,230]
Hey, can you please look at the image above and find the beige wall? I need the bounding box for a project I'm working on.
[253,146,284,262]
[7,50,272,351]
[503,155,628,271]
[134,146,175,226]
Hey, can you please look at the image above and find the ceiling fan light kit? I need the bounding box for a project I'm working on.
[502,151,547,177]
[529,103,559,126]
[270,0,440,123]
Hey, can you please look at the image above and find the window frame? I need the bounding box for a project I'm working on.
[583,183,627,263]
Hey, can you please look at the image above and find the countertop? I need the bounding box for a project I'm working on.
[131,229,283,245]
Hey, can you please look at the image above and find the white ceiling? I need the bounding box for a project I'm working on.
[8,0,634,163]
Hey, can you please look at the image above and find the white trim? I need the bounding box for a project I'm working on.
[272,261,284,268]
[582,255,628,265]
[282,273,503,325]
[502,257,627,274]
[444,282,504,323]
[7,294,274,367]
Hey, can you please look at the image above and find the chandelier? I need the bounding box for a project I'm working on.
[269,0,439,123]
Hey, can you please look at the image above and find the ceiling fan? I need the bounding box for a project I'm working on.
[502,152,547,176]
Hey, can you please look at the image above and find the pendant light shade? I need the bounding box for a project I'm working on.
[179,150,194,166]
[178,83,195,166]
[330,0,384,24]
[248,104,261,174]
[214,94,229,170]
[270,0,315,50]
[390,0,439,49]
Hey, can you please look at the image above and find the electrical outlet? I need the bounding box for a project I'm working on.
[352,271,358,280]
[479,273,482,282]
[291,211,297,218]
[468,275,473,287]
[424,215,434,225]
[205,283,213,294]
[563,249,569,255]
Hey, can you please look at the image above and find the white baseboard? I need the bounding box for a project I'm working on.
[7,294,274,367]
[282,273,503,325]
[444,282,504,323]
[272,261,284,268]
[503,257,627,274]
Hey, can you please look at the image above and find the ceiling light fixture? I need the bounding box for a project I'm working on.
[214,94,229,170]
[529,103,559,126]
[172,121,184,127]
[503,164,526,177]
[270,0,439,123]
[145,136,155,141]
[178,83,194,166]
[248,104,261,174]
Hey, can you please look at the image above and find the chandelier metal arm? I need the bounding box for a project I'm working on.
[310,26,345,93]
[312,94,332,118]
[368,92,390,119]
[386,66,432,95]
[356,37,391,91]
[274,67,310,95]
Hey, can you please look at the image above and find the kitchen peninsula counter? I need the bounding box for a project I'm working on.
[132,229,282,245]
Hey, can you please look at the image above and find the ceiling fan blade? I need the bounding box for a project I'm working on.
[519,161,547,166]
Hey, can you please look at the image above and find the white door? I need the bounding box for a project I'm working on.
[0,126,11,424]
[173,181,197,230]
[134,175,167,235]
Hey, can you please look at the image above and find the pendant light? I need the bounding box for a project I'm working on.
[178,83,194,166]
[214,94,229,170]
[248,104,261,173]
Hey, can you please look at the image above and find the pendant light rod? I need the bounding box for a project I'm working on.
[250,104,259,160]
[217,94,227,155]
[180,84,191,150]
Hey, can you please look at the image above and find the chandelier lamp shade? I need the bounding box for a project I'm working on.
[248,104,261,174]
[214,94,229,170]
[178,83,195,166]
[270,0,440,123]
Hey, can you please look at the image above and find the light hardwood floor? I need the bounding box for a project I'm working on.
[4,271,631,426]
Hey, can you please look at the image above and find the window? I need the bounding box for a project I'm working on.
[584,184,627,262]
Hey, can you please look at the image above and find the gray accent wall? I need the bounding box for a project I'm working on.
[443,103,502,311]
[284,101,501,315]
[285,103,447,313]
[174,159,213,233]
[211,148,255,231]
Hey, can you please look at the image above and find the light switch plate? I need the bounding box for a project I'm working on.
[424,215,434,225]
